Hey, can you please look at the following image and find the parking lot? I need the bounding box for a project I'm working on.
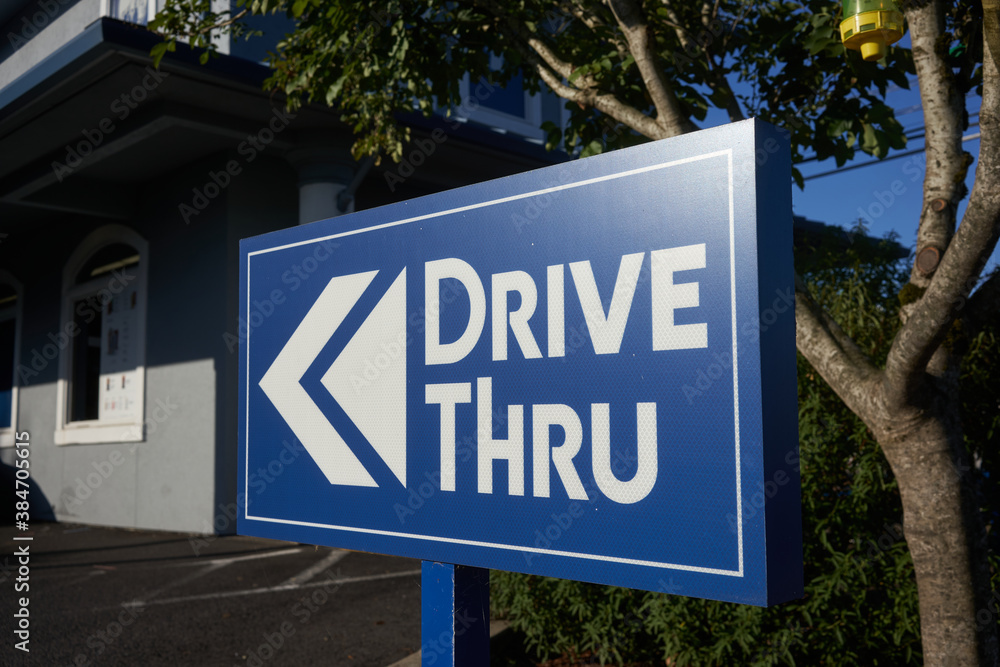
[1,522,424,666]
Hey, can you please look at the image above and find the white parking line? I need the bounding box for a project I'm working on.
[111,569,422,610]
[280,549,348,587]
[203,547,304,567]
[54,546,305,589]
[143,561,230,601]
[137,547,305,603]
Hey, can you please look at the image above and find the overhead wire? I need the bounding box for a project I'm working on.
[802,129,981,181]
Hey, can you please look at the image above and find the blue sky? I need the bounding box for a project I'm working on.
[783,33,991,275]
[695,34,994,276]
[791,77,991,273]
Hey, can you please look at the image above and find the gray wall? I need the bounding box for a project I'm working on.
[0,0,101,91]
[1,152,297,534]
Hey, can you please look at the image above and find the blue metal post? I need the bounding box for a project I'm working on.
[421,561,490,666]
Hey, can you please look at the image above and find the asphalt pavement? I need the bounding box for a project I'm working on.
[0,522,425,666]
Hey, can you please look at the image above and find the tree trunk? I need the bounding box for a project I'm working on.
[871,379,997,666]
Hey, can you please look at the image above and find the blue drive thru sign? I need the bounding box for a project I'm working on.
[238,118,802,607]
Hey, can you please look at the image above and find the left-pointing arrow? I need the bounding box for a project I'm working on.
[322,268,407,487]
[259,270,379,487]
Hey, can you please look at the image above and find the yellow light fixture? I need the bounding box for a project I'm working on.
[840,0,905,61]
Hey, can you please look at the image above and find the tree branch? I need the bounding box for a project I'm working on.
[563,2,628,59]
[885,33,1000,395]
[607,0,696,136]
[197,8,248,35]
[468,0,675,140]
[466,1,584,84]
[705,69,745,123]
[521,33,665,136]
[905,0,967,288]
[720,2,750,54]
[530,55,674,139]
[700,0,713,28]
[658,0,697,54]
[660,0,744,123]
[795,274,880,422]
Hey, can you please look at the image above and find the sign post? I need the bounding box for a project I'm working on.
[421,562,490,666]
[237,118,801,661]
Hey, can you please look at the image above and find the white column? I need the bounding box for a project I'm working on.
[287,145,354,225]
[210,0,230,54]
[299,182,353,225]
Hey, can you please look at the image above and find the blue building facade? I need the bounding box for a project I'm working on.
[0,0,566,533]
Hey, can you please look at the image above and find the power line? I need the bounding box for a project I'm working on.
[797,105,979,164]
[802,130,981,182]
[796,112,980,165]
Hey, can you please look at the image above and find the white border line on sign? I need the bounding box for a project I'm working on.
[728,150,743,575]
[244,149,743,577]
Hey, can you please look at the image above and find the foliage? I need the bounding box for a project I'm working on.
[148,0,941,175]
[960,282,1000,603]
[491,250,1000,666]
[147,1,997,661]
[149,0,263,65]
[792,218,908,276]
[492,251,927,666]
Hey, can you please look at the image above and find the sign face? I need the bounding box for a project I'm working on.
[238,119,802,606]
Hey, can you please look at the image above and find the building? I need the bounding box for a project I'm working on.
[0,2,907,535]
[0,1,566,533]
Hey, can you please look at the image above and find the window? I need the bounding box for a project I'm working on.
[105,0,154,25]
[56,226,148,445]
[480,69,527,118]
[0,273,21,448]
[457,55,544,141]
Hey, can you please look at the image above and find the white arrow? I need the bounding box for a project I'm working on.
[259,268,407,488]
[322,268,407,486]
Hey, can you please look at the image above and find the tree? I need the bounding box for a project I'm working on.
[494,242,926,665]
[491,241,998,665]
[151,1,999,663]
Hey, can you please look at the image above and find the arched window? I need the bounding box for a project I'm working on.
[0,271,22,448]
[56,226,148,445]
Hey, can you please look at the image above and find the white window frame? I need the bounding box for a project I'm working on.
[55,225,149,446]
[0,271,22,449]
[100,0,228,51]
[456,55,544,141]
[100,0,160,26]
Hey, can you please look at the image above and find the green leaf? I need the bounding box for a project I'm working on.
[150,41,169,67]
[568,65,588,85]
[709,85,732,109]
[580,139,603,157]
[792,166,805,190]
[540,120,562,152]
[859,123,879,155]
[326,73,348,105]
